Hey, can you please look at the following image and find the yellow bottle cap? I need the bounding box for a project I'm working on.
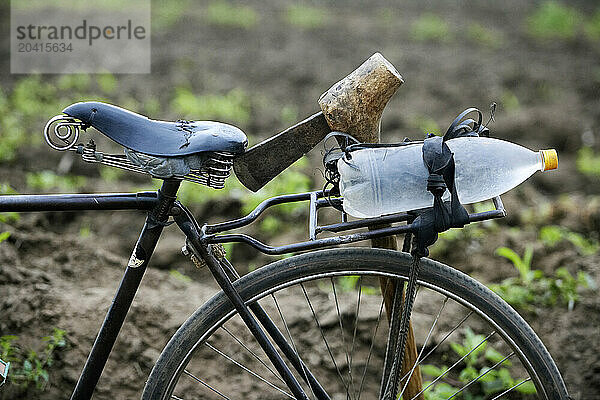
[540,149,558,171]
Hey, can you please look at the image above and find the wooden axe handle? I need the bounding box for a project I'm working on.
[320,53,424,399]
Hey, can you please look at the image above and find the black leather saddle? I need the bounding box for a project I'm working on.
[62,102,248,157]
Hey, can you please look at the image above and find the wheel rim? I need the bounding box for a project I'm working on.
[161,266,550,400]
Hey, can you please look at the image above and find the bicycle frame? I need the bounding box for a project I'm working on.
[0,180,506,399]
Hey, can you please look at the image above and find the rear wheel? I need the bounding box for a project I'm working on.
[143,248,568,400]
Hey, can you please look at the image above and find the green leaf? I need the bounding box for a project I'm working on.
[484,347,506,364]
[478,367,498,382]
[516,380,537,394]
[495,246,522,267]
[450,342,467,358]
[495,246,533,283]
[22,359,32,372]
[0,232,10,244]
[464,327,486,364]
[539,225,562,246]
[528,2,581,40]
[459,366,478,382]
[497,367,514,387]
[420,364,447,377]
[169,269,192,283]
[432,382,456,397]
[576,146,600,177]
[39,369,49,382]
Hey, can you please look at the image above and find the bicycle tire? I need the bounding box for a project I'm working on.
[143,248,568,400]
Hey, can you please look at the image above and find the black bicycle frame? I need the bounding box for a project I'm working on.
[0,182,506,399]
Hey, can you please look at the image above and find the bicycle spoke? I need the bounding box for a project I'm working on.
[349,276,363,399]
[415,310,474,367]
[411,331,497,400]
[330,278,354,398]
[398,296,449,398]
[356,279,391,400]
[271,293,318,399]
[183,369,232,400]
[490,378,533,400]
[301,282,350,397]
[221,325,285,385]
[205,342,294,399]
[447,352,515,400]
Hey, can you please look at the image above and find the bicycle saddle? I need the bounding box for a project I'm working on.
[62,101,248,157]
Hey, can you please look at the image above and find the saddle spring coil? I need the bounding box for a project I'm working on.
[44,115,234,189]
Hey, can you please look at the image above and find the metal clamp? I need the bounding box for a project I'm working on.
[182,240,226,269]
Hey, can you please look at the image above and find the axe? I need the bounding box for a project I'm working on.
[233,52,403,192]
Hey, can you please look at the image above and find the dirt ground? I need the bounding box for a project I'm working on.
[0,0,599,399]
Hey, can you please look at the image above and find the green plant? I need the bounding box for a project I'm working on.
[576,146,600,177]
[57,74,91,92]
[0,232,11,244]
[430,217,492,257]
[280,105,299,126]
[527,1,581,40]
[0,184,20,224]
[152,0,191,30]
[0,113,28,162]
[171,88,251,125]
[467,23,504,49]
[501,90,520,112]
[26,171,87,192]
[412,115,441,136]
[584,10,600,41]
[540,225,599,255]
[241,157,312,216]
[11,76,58,119]
[0,335,18,362]
[1,328,67,390]
[99,166,125,182]
[143,98,161,116]
[422,328,535,399]
[258,215,281,235]
[496,246,535,283]
[97,73,118,94]
[284,5,329,30]
[411,13,451,42]
[490,246,593,311]
[205,1,258,29]
[169,269,192,283]
[334,275,379,295]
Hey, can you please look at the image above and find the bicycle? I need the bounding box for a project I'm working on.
[0,55,568,400]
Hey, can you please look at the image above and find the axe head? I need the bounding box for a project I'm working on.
[233,112,330,192]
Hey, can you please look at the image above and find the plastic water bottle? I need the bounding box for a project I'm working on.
[338,137,558,218]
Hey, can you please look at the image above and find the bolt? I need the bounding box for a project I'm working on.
[171,206,182,216]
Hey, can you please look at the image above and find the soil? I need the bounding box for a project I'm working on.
[0,0,599,399]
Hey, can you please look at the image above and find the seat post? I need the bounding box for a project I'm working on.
[70,179,180,400]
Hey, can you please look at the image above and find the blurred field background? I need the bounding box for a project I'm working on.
[0,0,599,398]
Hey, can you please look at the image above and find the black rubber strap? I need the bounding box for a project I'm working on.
[412,135,470,256]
